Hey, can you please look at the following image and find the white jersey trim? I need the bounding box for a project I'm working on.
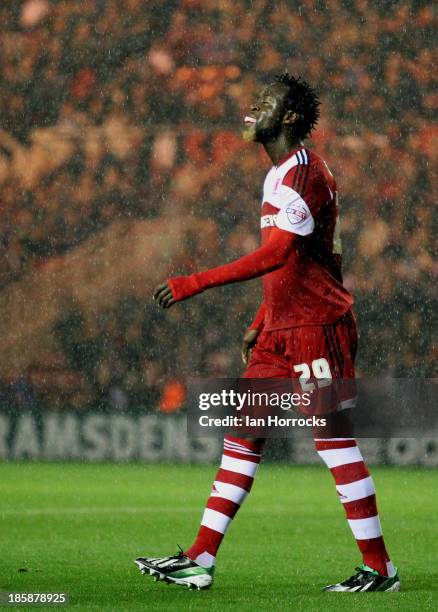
[262,149,313,239]
[262,150,306,210]
[274,187,314,236]
[277,152,299,175]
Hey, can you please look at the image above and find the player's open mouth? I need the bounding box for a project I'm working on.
[244,116,257,125]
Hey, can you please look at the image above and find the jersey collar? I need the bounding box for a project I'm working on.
[274,146,305,169]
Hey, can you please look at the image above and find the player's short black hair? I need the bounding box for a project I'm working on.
[274,72,320,139]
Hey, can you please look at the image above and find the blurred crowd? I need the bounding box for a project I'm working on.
[0,0,436,412]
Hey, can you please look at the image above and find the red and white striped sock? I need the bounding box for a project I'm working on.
[185,435,264,568]
[315,437,395,577]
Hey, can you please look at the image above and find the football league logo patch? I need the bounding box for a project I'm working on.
[286,202,308,225]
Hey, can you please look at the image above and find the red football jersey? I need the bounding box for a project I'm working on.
[168,146,353,329]
[260,146,353,329]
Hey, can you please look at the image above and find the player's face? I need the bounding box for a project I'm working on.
[243,83,289,143]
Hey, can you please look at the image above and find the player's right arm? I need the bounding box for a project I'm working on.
[153,159,330,308]
[153,226,297,308]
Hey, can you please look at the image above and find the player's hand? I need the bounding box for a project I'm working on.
[153,282,176,309]
[241,329,259,365]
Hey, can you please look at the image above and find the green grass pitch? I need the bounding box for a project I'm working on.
[0,463,437,611]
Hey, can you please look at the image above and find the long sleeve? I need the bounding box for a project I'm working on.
[168,228,296,301]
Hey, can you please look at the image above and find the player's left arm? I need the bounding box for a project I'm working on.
[241,301,266,365]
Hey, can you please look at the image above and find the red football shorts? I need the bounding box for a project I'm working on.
[243,310,357,416]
